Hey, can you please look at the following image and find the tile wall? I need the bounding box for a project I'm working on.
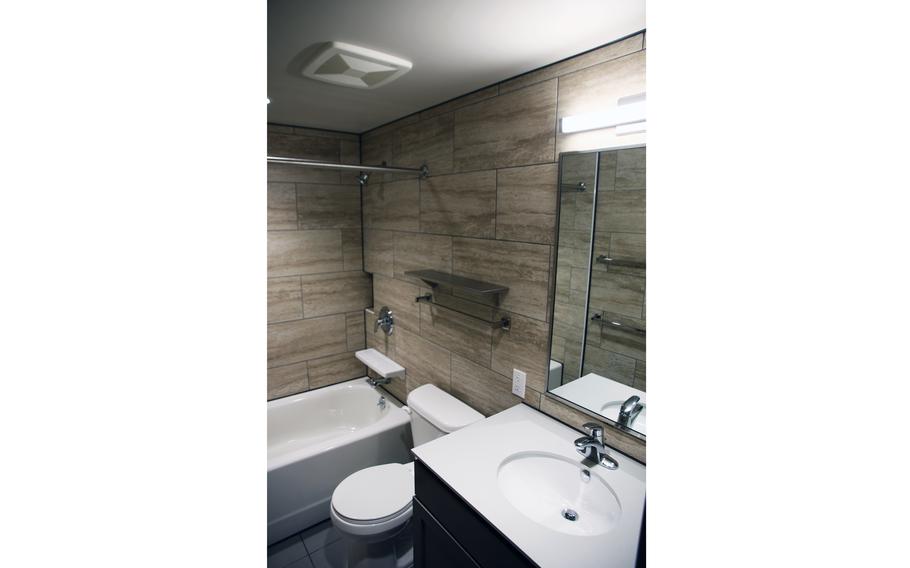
[584,147,646,389]
[360,32,646,460]
[551,152,599,382]
[266,126,370,400]
[551,148,646,391]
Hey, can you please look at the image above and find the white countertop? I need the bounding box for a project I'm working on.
[412,404,645,568]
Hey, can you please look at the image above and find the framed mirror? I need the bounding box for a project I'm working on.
[547,145,646,437]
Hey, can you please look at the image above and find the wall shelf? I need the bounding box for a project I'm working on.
[404,270,508,302]
[406,270,511,331]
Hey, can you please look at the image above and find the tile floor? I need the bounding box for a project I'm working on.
[268,519,347,568]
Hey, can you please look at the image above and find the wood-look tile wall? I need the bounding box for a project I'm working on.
[551,147,647,392]
[360,32,646,462]
[584,147,646,390]
[551,152,599,381]
[267,125,369,400]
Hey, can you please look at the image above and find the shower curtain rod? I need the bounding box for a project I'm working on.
[267,156,429,179]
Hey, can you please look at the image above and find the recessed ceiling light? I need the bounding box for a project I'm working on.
[267,98,271,104]
[302,41,412,89]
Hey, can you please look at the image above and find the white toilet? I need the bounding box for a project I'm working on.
[329,384,484,568]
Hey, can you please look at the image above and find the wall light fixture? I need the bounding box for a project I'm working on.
[560,93,646,134]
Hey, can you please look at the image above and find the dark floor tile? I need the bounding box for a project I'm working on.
[268,534,307,568]
[284,556,315,568]
[301,519,342,553]
[309,538,347,568]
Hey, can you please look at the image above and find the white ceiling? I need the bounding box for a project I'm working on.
[267,0,645,134]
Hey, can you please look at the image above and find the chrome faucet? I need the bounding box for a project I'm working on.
[366,376,391,387]
[375,306,394,336]
[618,396,644,428]
[574,422,618,470]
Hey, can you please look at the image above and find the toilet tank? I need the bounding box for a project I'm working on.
[406,384,484,447]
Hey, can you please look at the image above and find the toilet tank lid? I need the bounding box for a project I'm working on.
[406,384,484,433]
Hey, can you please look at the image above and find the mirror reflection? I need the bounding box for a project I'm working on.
[548,146,646,436]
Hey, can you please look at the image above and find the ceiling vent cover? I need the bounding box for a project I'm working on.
[302,42,412,89]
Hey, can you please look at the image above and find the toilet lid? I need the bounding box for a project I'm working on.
[332,462,414,521]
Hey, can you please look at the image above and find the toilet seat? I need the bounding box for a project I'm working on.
[330,462,415,537]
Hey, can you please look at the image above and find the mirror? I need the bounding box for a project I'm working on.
[547,146,646,437]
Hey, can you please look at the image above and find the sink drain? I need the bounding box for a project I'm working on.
[562,508,579,522]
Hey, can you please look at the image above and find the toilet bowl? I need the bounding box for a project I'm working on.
[330,462,414,540]
[330,462,415,568]
[329,384,483,568]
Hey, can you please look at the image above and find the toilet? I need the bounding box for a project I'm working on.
[329,384,484,568]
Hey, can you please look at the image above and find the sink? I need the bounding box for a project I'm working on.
[498,451,622,536]
[600,400,647,432]
[412,404,645,568]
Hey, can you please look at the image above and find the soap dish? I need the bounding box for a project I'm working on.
[355,348,405,378]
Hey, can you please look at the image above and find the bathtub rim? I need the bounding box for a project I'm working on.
[267,376,410,472]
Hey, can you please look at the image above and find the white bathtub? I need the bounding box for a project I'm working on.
[268,377,413,544]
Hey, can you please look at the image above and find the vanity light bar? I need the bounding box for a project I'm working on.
[616,120,646,135]
[560,93,646,134]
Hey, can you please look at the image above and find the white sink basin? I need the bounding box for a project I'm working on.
[498,451,621,536]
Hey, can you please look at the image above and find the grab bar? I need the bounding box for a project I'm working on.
[412,290,511,331]
[595,255,645,269]
[590,311,646,337]
[560,182,587,192]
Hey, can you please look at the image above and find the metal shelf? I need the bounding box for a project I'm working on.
[407,270,511,331]
[404,270,508,298]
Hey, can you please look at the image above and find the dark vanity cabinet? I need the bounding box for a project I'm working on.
[413,459,646,568]
[413,459,537,568]
[412,500,481,568]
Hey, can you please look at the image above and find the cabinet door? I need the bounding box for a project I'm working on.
[413,498,481,568]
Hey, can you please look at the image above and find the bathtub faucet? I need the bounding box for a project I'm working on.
[367,376,392,387]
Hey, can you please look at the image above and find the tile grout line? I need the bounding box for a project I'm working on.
[297,275,305,320]
[493,168,498,239]
[359,225,555,248]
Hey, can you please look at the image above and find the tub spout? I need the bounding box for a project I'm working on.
[367,376,391,387]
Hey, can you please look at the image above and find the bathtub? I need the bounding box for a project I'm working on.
[267,377,413,545]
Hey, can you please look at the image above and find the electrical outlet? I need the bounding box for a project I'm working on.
[511,369,527,397]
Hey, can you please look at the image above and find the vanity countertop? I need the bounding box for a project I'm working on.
[412,404,645,568]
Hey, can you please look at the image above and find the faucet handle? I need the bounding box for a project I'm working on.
[582,422,603,440]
